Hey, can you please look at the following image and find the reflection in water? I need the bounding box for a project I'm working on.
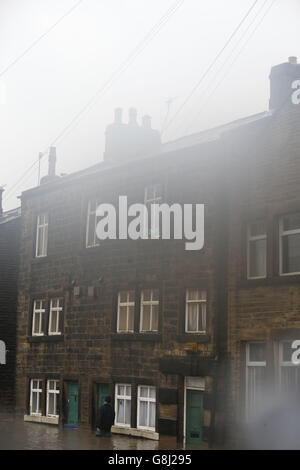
[0,414,183,450]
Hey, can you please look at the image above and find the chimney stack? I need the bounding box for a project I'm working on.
[40,147,59,185]
[269,56,300,110]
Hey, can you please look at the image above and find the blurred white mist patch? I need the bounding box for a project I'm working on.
[0,80,7,105]
[240,391,300,449]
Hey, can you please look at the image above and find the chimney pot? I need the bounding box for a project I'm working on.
[114,107,122,124]
[288,56,297,65]
[142,115,152,129]
[128,107,138,125]
[48,147,56,177]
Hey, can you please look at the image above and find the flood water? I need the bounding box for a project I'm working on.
[0,413,185,450]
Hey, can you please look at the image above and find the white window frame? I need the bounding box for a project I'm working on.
[185,289,207,334]
[279,340,300,390]
[245,342,266,421]
[279,215,300,276]
[48,299,63,335]
[144,184,163,238]
[30,379,42,416]
[247,221,267,280]
[46,380,60,417]
[117,291,135,333]
[115,384,131,428]
[86,200,100,248]
[137,385,156,431]
[35,214,48,258]
[32,300,46,336]
[140,289,159,332]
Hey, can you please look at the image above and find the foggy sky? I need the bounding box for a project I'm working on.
[1,0,300,210]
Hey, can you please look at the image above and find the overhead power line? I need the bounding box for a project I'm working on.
[182,0,276,136]
[0,0,84,79]
[3,0,185,203]
[162,0,260,135]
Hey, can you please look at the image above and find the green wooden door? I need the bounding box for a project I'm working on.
[98,383,109,412]
[67,382,78,426]
[186,389,203,446]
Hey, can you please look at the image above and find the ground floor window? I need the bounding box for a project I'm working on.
[115,384,131,427]
[279,340,300,394]
[137,386,156,431]
[30,379,42,415]
[46,380,60,417]
[245,342,267,420]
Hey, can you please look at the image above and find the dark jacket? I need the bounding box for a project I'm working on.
[97,403,115,431]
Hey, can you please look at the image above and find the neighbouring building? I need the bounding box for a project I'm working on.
[226,56,300,448]
[14,57,300,448]
[0,188,21,411]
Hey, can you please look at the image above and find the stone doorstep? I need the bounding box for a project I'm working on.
[111,425,159,441]
[24,415,59,425]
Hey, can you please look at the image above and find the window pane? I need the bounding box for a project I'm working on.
[249,221,266,237]
[87,212,96,246]
[187,289,199,301]
[149,402,156,428]
[249,342,266,362]
[50,311,57,333]
[142,305,151,331]
[249,239,266,278]
[117,399,124,423]
[140,386,148,398]
[143,290,151,302]
[37,227,44,256]
[33,313,40,334]
[283,213,300,231]
[119,291,127,303]
[199,303,206,331]
[118,385,125,396]
[187,303,198,331]
[149,387,156,399]
[282,233,300,274]
[128,291,135,303]
[48,393,55,415]
[125,399,131,425]
[139,401,147,427]
[282,341,293,362]
[125,386,131,397]
[128,306,134,331]
[151,305,158,331]
[281,367,300,394]
[32,392,38,413]
[118,306,127,331]
[247,366,266,419]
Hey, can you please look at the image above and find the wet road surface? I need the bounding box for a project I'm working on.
[0,413,186,450]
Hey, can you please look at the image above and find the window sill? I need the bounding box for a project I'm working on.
[111,425,159,440]
[238,275,300,288]
[24,415,59,425]
[111,333,162,342]
[27,335,64,343]
[177,333,211,343]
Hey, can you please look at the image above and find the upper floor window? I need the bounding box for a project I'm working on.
[86,200,100,248]
[144,184,163,238]
[246,342,266,421]
[247,221,267,279]
[185,289,206,333]
[46,380,60,417]
[32,300,46,336]
[115,384,131,427]
[117,291,135,333]
[280,213,300,275]
[36,214,48,257]
[30,379,42,416]
[137,385,156,431]
[140,289,159,332]
[48,299,63,335]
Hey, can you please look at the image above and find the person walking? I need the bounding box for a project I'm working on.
[96,396,115,437]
